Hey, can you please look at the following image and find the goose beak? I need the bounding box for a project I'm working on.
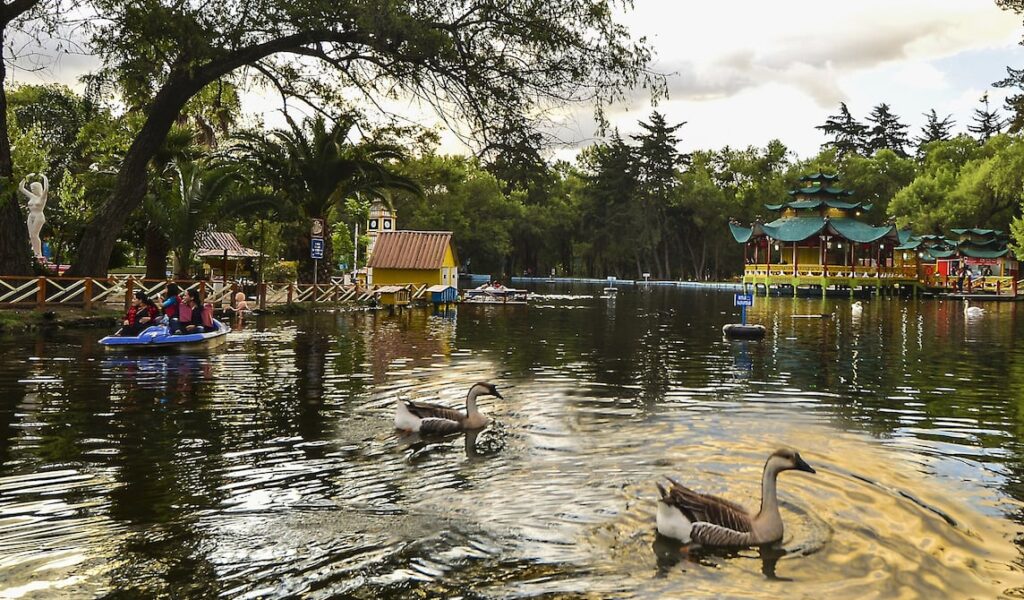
[794,456,816,474]
[491,387,504,399]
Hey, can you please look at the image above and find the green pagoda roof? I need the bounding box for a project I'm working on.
[765,199,871,212]
[959,246,1010,259]
[950,228,1003,237]
[798,173,840,182]
[787,186,855,197]
[729,216,900,244]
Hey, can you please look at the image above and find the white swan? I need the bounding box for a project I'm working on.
[964,300,985,318]
[656,449,816,547]
[851,301,863,315]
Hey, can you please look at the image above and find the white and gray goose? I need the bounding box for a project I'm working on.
[394,382,502,435]
[656,448,816,547]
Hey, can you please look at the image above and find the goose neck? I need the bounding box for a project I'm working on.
[758,459,782,518]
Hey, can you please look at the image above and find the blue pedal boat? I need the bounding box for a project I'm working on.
[99,320,229,350]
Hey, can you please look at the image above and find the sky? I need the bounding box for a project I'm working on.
[11,0,1024,161]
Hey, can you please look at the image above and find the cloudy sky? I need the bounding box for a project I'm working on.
[12,0,1024,160]
[594,0,1024,158]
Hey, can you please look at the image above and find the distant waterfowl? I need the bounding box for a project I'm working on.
[851,301,863,315]
[964,300,985,318]
[656,448,816,547]
[394,382,502,435]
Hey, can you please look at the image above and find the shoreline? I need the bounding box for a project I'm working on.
[0,308,121,334]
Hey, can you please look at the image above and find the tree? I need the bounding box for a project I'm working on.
[63,0,659,276]
[993,66,1024,133]
[145,159,241,278]
[0,0,74,275]
[234,114,420,283]
[967,92,1007,143]
[631,111,687,278]
[816,103,867,159]
[576,132,639,277]
[396,154,523,274]
[915,109,955,154]
[864,103,910,157]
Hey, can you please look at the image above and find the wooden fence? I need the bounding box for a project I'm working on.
[0,276,378,311]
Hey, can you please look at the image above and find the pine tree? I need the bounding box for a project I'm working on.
[967,92,1007,143]
[915,109,955,154]
[816,103,867,158]
[994,66,1024,133]
[864,103,910,157]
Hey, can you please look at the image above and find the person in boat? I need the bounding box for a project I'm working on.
[138,293,160,327]
[162,283,183,331]
[177,289,213,334]
[118,291,156,336]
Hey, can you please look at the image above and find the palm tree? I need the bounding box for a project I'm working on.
[233,114,421,283]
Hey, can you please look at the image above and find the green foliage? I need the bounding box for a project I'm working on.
[864,103,910,158]
[396,154,523,273]
[967,92,1007,143]
[816,103,867,159]
[233,114,421,282]
[145,159,241,277]
[889,135,1024,237]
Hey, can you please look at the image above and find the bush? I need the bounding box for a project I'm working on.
[265,260,297,283]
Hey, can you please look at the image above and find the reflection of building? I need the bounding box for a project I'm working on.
[366,231,459,288]
[730,173,914,296]
[896,228,1019,294]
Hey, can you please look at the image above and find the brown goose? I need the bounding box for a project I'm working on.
[394,382,502,435]
[656,449,816,547]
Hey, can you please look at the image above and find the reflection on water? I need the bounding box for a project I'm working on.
[1,288,1024,597]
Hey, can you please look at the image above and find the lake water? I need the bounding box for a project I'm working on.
[1,284,1023,598]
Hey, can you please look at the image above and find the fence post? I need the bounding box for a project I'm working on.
[36,277,45,308]
[258,283,267,310]
[287,283,294,304]
[200,280,207,299]
[125,277,135,312]
[84,278,94,310]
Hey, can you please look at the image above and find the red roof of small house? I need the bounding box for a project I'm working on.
[367,231,455,270]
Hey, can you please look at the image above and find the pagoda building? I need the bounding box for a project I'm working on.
[730,173,915,296]
[896,228,1018,293]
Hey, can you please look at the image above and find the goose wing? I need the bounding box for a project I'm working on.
[662,478,753,533]
[689,522,754,547]
[418,418,464,435]
[403,400,465,422]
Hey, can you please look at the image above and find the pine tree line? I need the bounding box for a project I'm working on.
[817,94,1009,158]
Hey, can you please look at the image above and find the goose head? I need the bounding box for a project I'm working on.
[470,382,503,400]
[767,448,816,475]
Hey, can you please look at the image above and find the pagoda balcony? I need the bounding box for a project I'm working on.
[743,264,918,280]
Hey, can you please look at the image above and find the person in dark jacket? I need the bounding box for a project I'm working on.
[178,289,207,334]
[119,291,155,336]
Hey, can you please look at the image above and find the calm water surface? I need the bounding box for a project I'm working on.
[2,285,1024,598]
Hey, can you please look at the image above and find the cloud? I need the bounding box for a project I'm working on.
[634,1,1021,108]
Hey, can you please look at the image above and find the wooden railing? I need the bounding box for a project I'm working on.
[0,276,378,311]
[743,264,918,279]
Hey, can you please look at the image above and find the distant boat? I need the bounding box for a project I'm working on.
[462,284,529,305]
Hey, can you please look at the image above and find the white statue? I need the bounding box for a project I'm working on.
[18,173,48,258]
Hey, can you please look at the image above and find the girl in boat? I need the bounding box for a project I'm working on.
[177,289,211,334]
[119,291,158,336]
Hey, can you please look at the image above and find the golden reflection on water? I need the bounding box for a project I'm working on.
[0,290,1023,598]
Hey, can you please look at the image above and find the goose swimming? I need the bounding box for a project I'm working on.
[656,448,816,547]
[394,382,502,435]
[964,300,985,318]
[851,301,863,315]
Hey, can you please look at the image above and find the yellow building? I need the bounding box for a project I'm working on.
[367,231,459,287]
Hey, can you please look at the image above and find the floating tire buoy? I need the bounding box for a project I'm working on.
[723,323,766,339]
